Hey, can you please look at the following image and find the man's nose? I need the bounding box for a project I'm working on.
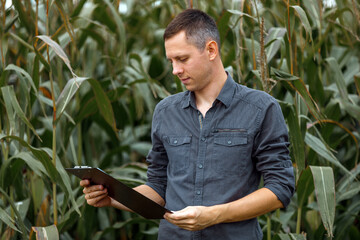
[172,62,183,75]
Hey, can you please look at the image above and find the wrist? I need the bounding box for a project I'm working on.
[208,204,227,225]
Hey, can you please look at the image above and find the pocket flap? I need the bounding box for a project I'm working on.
[168,136,192,146]
[214,136,247,146]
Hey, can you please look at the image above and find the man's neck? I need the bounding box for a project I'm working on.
[195,69,227,117]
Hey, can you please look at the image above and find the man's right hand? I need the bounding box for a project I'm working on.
[80,179,112,208]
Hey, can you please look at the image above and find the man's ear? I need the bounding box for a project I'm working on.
[206,40,218,61]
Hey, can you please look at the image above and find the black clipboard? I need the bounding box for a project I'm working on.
[66,166,170,219]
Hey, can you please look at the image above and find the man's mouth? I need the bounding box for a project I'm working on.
[180,77,190,84]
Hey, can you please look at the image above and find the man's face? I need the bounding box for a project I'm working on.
[165,31,213,92]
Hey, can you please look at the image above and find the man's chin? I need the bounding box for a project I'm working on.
[184,85,194,91]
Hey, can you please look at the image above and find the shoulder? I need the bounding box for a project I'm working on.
[154,91,188,113]
[234,83,278,110]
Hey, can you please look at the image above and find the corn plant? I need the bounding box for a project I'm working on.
[0,0,359,239]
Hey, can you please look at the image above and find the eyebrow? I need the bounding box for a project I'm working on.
[167,55,189,62]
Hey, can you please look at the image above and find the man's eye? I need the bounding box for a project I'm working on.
[179,58,188,62]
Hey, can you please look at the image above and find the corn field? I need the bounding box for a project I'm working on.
[0,0,359,239]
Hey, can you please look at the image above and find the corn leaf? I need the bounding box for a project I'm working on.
[325,57,348,100]
[0,187,27,236]
[272,68,322,120]
[0,208,20,232]
[55,77,89,123]
[1,86,41,140]
[310,166,335,238]
[286,105,305,176]
[0,134,80,216]
[88,79,116,131]
[297,167,314,207]
[305,132,351,176]
[35,35,76,77]
[265,28,286,63]
[227,9,258,22]
[103,0,126,57]
[4,64,37,94]
[291,6,313,44]
[54,0,76,43]
[32,225,59,240]
[273,233,307,240]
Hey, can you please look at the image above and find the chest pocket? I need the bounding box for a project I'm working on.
[165,136,192,174]
[212,133,248,176]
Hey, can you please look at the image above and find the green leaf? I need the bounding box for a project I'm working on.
[265,28,286,63]
[0,134,56,180]
[291,6,313,44]
[30,175,45,215]
[217,10,232,46]
[130,142,152,157]
[337,99,360,120]
[32,225,59,240]
[0,207,20,232]
[305,132,351,176]
[310,166,335,238]
[75,86,128,124]
[4,64,38,94]
[54,0,76,43]
[88,79,117,131]
[325,57,348,100]
[0,152,48,188]
[71,0,87,18]
[297,167,314,207]
[1,86,41,140]
[32,39,50,72]
[337,182,360,202]
[10,198,30,222]
[103,0,126,57]
[285,104,305,176]
[0,187,27,236]
[1,85,16,134]
[273,233,307,240]
[129,53,163,100]
[175,0,187,9]
[227,9,258,22]
[302,0,321,29]
[271,68,299,81]
[42,148,81,216]
[35,35,76,77]
[4,11,19,33]
[12,0,34,34]
[0,134,80,216]
[55,77,89,123]
[273,69,323,120]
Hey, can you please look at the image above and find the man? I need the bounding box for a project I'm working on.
[81,9,295,239]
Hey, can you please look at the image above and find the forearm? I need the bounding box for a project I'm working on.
[211,188,283,224]
[110,184,165,211]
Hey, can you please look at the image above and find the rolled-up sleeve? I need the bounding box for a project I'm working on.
[253,98,295,207]
[145,106,168,201]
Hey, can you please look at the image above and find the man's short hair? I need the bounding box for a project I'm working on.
[164,9,221,51]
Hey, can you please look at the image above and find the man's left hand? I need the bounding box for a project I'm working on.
[164,206,219,231]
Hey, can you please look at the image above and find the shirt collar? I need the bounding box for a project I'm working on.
[181,91,196,109]
[215,73,236,108]
[181,72,236,109]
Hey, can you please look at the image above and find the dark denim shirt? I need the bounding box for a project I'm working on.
[146,74,295,240]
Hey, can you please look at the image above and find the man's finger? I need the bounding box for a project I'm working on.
[80,179,90,187]
[85,192,108,205]
[86,188,107,199]
[83,184,104,194]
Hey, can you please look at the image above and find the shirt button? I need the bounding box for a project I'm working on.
[198,164,203,169]
[201,137,206,141]
[196,190,201,195]
[173,140,178,144]
[227,140,232,145]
